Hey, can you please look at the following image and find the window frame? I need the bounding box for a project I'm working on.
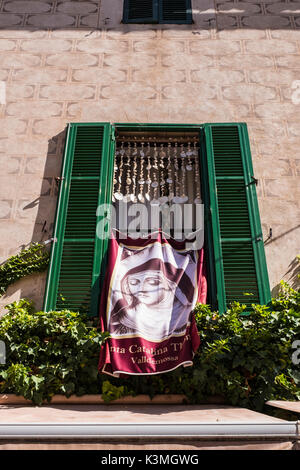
[44,121,271,317]
[113,122,216,309]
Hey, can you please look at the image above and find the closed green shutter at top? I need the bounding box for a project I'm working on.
[43,123,113,316]
[204,123,271,312]
[160,0,192,23]
[123,0,192,23]
[123,0,158,23]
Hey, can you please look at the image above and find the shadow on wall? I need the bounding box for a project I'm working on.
[263,223,300,298]
[271,256,300,297]
[0,129,67,314]
[0,0,299,31]
[285,256,300,290]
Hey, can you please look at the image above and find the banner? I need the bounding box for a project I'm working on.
[98,231,207,377]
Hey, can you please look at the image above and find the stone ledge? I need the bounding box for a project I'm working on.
[0,394,226,406]
[0,394,187,406]
[266,400,300,415]
[0,440,297,450]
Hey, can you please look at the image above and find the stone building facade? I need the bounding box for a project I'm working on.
[0,0,299,314]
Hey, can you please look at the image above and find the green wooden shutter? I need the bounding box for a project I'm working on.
[204,123,270,312]
[123,0,158,23]
[43,123,113,316]
[123,0,192,24]
[160,0,192,23]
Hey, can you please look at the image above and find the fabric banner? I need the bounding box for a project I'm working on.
[98,231,207,377]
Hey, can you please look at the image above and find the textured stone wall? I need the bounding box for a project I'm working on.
[0,0,299,313]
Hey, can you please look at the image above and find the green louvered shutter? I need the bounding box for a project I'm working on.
[204,123,270,313]
[160,0,192,23]
[123,0,158,23]
[123,0,192,23]
[43,123,113,316]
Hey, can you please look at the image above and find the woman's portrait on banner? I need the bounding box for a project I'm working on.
[107,243,198,341]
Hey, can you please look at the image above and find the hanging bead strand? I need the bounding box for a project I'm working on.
[193,141,202,204]
[179,143,188,203]
[131,141,138,203]
[114,142,124,200]
[159,143,168,204]
[145,142,151,202]
[151,142,159,205]
[123,141,132,203]
[137,141,145,203]
[166,141,173,202]
[186,141,193,171]
[172,142,182,204]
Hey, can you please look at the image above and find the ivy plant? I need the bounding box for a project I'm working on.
[0,282,299,410]
[0,243,49,297]
[0,300,109,405]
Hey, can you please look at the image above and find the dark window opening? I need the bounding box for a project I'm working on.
[123,0,193,24]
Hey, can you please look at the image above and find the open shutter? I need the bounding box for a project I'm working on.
[204,123,270,312]
[123,0,158,23]
[43,123,113,316]
[160,0,192,23]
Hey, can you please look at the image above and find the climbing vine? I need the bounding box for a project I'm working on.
[0,283,299,408]
[0,243,49,297]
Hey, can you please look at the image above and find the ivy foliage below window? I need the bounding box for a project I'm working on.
[0,243,49,297]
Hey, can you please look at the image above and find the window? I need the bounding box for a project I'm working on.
[123,0,193,24]
[43,122,271,316]
[112,129,201,236]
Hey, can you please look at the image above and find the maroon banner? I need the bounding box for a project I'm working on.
[98,231,207,377]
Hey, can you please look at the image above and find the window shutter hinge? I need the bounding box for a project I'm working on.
[43,237,57,245]
[55,177,65,185]
[256,236,263,242]
[249,176,258,186]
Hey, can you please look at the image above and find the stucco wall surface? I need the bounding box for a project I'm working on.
[0,0,299,313]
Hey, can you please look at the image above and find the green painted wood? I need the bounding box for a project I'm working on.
[123,0,191,23]
[203,123,271,312]
[43,123,112,316]
[115,123,200,130]
[199,128,218,310]
[160,0,192,23]
[123,0,158,23]
[95,125,116,297]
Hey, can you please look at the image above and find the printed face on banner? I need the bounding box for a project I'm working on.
[126,271,172,306]
[107,242,198,342]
